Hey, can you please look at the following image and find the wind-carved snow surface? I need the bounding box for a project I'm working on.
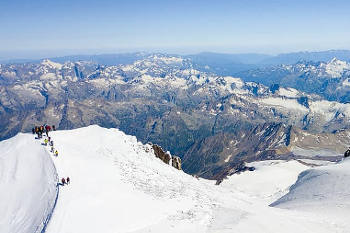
[271,158,350,224]
[45,126,216,233]
[0,134,58,233]
[2,126,350,232]
[44,126,350,232]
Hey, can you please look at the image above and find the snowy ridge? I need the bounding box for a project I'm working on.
[1,126,350,232]
[0,134,58,233]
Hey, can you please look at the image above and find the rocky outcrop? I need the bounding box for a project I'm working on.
[152,144,171,164]
[214,162,255,185]
[151,144,182,170]
[172,156,182,170]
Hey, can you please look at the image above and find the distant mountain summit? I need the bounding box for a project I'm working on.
[238,58,350,103]
[260,50,350,65]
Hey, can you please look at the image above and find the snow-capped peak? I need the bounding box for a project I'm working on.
[149,54,185,64]
[41,59,63,69]
[324,57,350,78]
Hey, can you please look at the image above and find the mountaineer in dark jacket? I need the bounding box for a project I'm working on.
[344,148,350,158]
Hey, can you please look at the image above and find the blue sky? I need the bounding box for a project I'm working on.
[0,0,350,58]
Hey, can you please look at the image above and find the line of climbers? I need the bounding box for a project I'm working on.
[32,124,56,138]
[33,124,70,187]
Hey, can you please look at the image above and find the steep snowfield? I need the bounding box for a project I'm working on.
[0,134,58,233]
[2,126,350,232]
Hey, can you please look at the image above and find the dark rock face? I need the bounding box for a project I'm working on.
[152,144,172,165]
[183,123,349,180]
[151,144,182,170]
[215,163,255,185]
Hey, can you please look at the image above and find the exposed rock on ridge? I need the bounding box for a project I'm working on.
[151,144,182,170]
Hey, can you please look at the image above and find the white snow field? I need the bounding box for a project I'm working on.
[271,159,350,218]
[0,134,58,233]
[1,125,350,233]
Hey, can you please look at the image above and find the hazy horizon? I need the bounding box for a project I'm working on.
[2,48,350,61]
[1,0,350,60]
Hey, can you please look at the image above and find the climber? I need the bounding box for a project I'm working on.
[55,150,58,157]
[35,126,40,138]
[50,146,54,153]
[45,125,51,136]
[52,125,56,131]
[61,177,66,186]
[44,138,48,146]
[49,140,54,147]
[67,177,70,184]
[32,128,35,134]
[344,148,350,158]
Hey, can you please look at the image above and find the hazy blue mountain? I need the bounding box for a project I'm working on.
[2,50,350,68]
[49,52,151,66]
[185,52,272,75]
[186,52,272,64]
[0,52,150,66]
[260,50,350,65]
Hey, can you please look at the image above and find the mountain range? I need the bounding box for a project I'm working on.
[237,58,350,103]
[1,54,350,179]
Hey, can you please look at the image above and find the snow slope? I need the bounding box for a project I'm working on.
[44,126,349,232]
[220,160,309,204]
[271,158,350,221]
[2,126,350,232]
[45,126,208,233]
[0,134,58,233]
